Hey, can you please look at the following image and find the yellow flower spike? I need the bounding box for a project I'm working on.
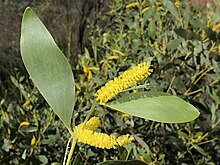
[95,62,152,104]
[117,134,134,146]
[88,70,92,80]
[74,83,81,90]
[87,66,99,71]
[108,55,119,60]
[22,100,30,108]
[20,121,30,127]
[111,49,125,56]
[156,7,163,11]
[81,59,88,73]
[76,117,100,131]
[2,110,9,120]
[82,66,99,80]
[126,2,139,9]
[7,128,11,135]
[121,113,130,118]
[73,117,134,149]
[174,1,181,8]
[212,23,220,32]
[141,7,150,14]
[207,18,212,28]
[31,135,36,147]
[218,45,220,54]
[73,128,117,149]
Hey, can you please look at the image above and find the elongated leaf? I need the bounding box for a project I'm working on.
[98,160,147,165]
[163,0,179,21]
[148,19,156,40]
[192,144,207,155]
[72,153,83,165]
[174,28,201,40]
[167,38,181,52]
[107,92,199,123]
[190,19,205,29]
[20,7,75,129]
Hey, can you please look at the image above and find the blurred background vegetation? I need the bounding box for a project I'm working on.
[0,0,220,164]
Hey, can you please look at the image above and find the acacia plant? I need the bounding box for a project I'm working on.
[20,7,200,165]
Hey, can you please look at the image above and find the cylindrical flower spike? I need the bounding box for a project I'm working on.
[73,128,117,149]
[94,62,152,104]
[72,117,134,149]
[76,117,100,131]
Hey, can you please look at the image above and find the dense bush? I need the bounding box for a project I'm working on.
[1,0,220,164]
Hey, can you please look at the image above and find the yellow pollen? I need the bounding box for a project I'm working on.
[94,62,152,104]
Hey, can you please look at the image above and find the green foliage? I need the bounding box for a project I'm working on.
[107,92,199,123]
[1,0,220,164]
[19,6,200,164]
[0,72,68,164]
[20,7,75,129]
[98,160,147,165]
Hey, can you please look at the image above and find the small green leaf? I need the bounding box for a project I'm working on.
[20,7,75,129]
[20,126,38,133]
[148,19,156,40]
[41,135,60,145]
[178,130,189,139]
[204,27,217,41]
[163,0,179,21]
[190,19,205,29]
[98,160,147,165]
[174,28,201,40]
[51,163,62,165]
[192,144,207,155]
[72,153,83,165]
[38,155,48,165]
[167,39,181,52]
[107,92,200,123]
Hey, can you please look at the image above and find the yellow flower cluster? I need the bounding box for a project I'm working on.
[141,7,150,14]
[111,49,125,56]
[212,23,220,32]
[174,1,181,8]
[72,117,134,149]
[80,59,99,80]
[22,100,30,108]
[20,121,30,127]
[31,135,36,147]
[126,2,139,9]
[94,62,152,104]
